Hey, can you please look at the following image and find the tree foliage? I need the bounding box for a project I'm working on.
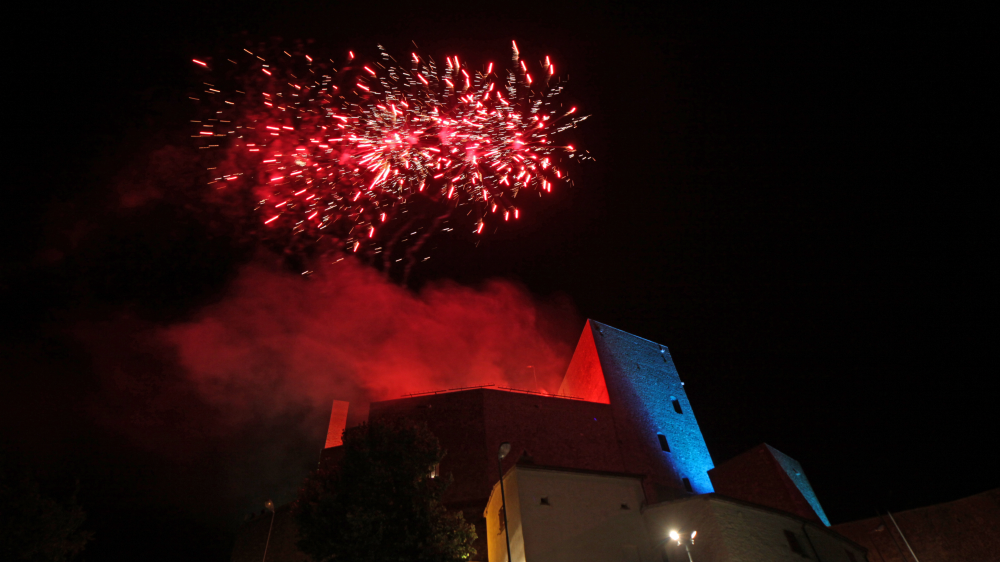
[0,465,93,562]
[294,418,476,562]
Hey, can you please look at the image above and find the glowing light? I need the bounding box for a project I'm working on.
[192,59,208,67]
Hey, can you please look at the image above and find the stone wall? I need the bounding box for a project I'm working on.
[489,465,652,562]
[831,488,1000,562]
[709,443,828,525]
[584,320,717,500]
[645,495,866,562]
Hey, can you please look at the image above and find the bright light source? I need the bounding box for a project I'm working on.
[691,530,697,541]
[669,530,680,542]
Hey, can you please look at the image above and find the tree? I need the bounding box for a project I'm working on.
[0,465,93,562]
[294,418,476,562]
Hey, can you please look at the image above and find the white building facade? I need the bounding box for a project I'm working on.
[485,465,868,562]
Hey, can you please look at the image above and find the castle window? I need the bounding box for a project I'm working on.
[784,530,806,556]
[540,496,550,506]
[671,397,683,414]
[621,503,630,510]
[657,434,670,452]
[498,505,506,535]
[682,477,692,492]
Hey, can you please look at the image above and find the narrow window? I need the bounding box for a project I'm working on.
[498,505,506,535]
[540,496,550,506]
[784,530,805,555]
[657,434,670,452]
[620,503,630,510]
[682,477,692,492]
[671,397,683,414]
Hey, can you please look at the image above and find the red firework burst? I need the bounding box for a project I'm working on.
[191,41,590,276]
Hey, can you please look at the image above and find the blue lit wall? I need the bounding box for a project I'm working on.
[587,320,716,496]
[767,444,831,526]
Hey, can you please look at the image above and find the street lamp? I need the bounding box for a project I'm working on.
[669,529,697,562]
[497,442,513,562]
[262,499,276,562]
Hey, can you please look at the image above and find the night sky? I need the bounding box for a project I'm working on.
[3,3,995,561]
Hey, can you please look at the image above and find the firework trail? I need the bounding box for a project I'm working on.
[191,41,590,280]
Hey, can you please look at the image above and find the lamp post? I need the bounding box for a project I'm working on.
[497,442,513,562]
[669,529,697,562]
[262,499,276,562]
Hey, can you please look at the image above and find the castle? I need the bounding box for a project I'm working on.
[234,320,963,561]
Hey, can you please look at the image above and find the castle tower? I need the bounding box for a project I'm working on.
[559,320,716,501]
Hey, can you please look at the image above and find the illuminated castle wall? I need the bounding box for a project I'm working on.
[356,319,725,557]
[367,320,716,509]
[235,319,834,562]
[559,320,716,498]
[709,443,831,526]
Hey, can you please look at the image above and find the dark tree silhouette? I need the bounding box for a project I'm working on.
[294,418,476,562]
[0,465,92,562]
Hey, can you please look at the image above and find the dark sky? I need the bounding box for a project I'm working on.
[3,3,995,561]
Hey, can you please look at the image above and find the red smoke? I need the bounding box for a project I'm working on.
[162,259,578,424]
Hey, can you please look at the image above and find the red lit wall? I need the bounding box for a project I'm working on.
[324,400,350,448]
[557,320,610,403]
[369,389,626,506]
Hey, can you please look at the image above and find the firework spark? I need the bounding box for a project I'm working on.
[192,42,590,278]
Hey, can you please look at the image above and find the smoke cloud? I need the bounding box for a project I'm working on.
[161,259,578,425]
[67,256,578,528]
